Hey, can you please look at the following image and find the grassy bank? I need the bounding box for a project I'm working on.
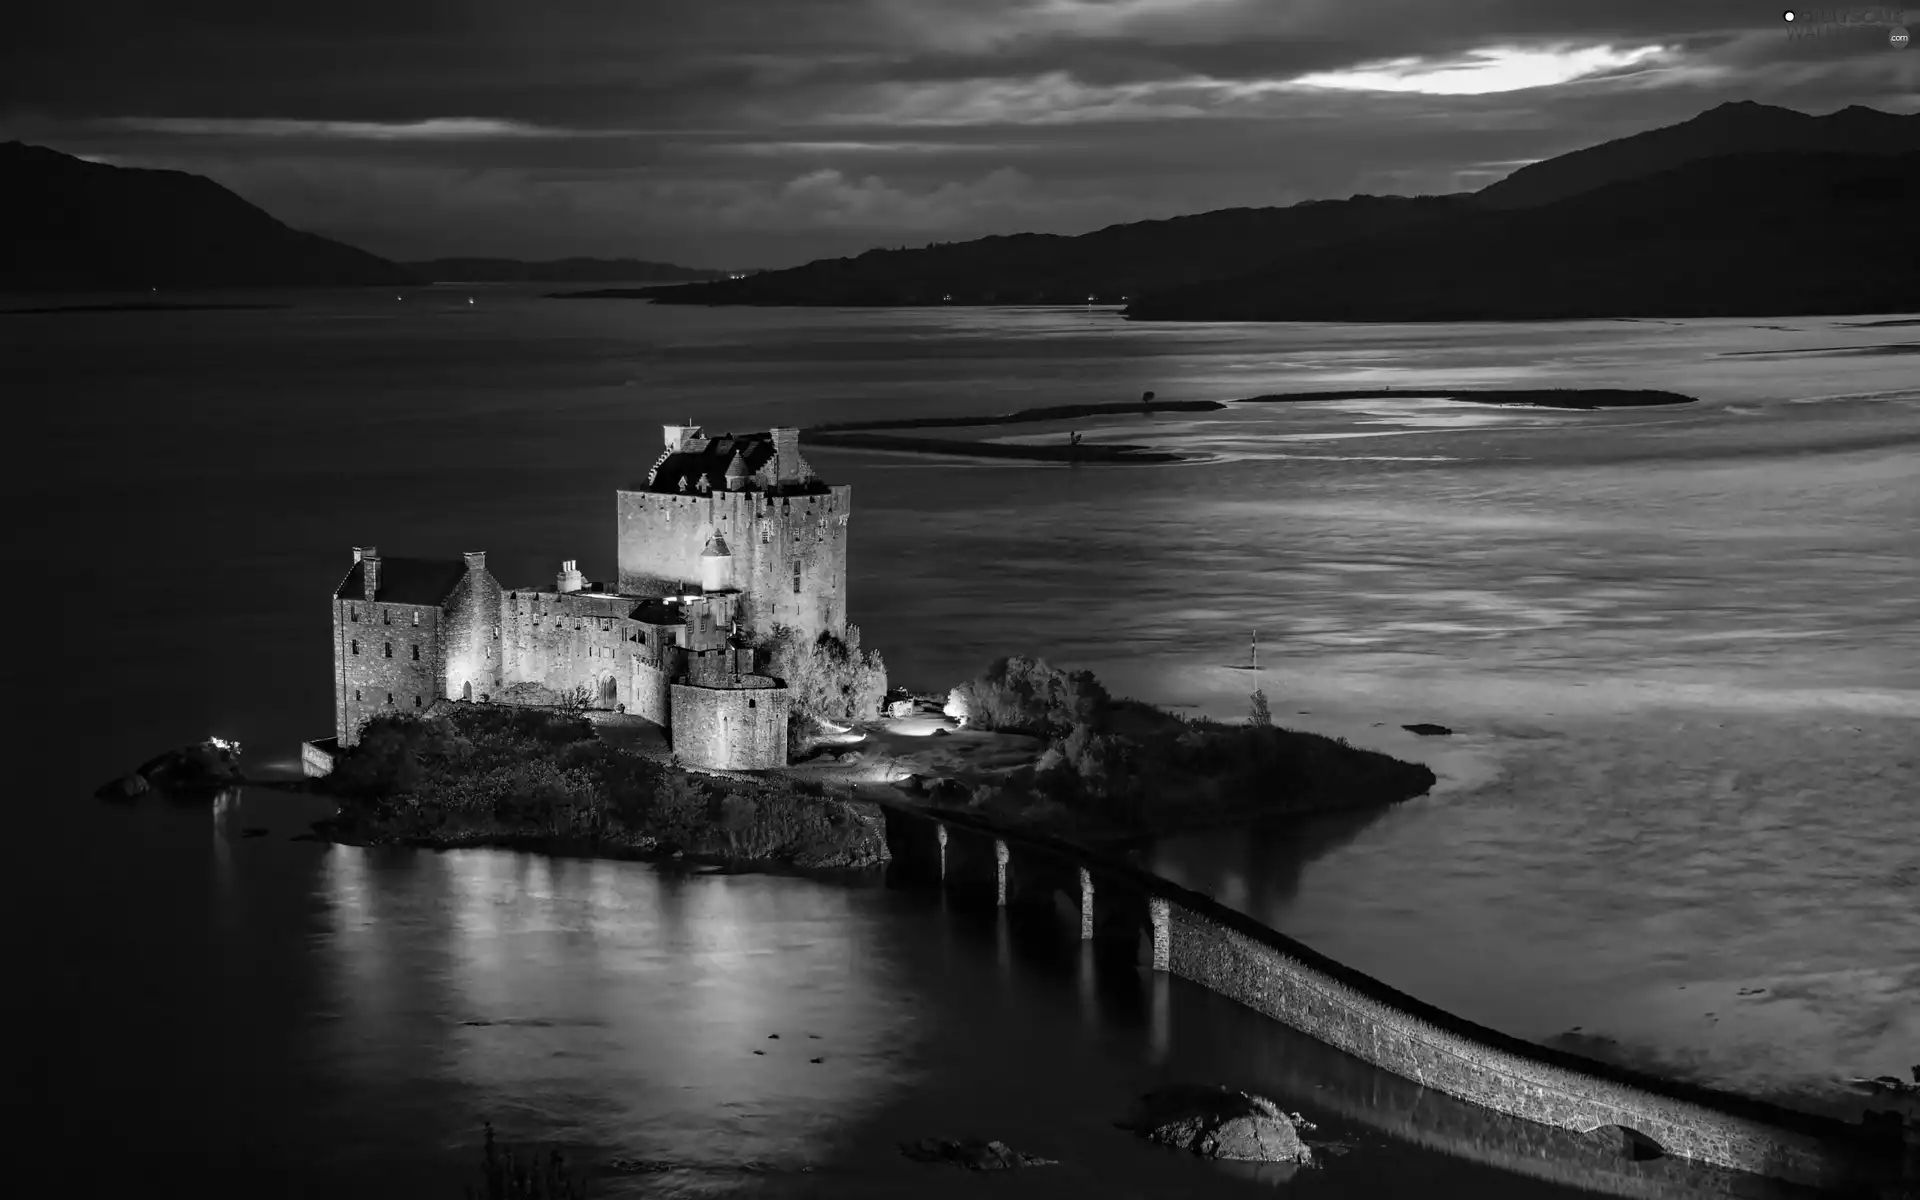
[314,705,887,870]
[907,661,1438,843]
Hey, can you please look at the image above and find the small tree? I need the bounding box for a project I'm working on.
[1248,688,1272,727]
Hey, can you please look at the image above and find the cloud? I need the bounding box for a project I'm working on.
[107,117,627,141]
[1290,43,1679,95]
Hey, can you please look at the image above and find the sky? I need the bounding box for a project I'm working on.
[4,2,1916,268]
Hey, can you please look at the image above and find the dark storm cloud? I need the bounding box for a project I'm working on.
[4,1,1914,265]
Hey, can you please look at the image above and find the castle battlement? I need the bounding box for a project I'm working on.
[327,422,842,770]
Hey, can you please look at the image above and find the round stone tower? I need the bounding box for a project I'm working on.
[700,533,734,594]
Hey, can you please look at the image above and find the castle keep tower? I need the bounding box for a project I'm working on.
[615,425,849,643]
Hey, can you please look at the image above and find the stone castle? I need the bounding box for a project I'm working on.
[326,424,850,770]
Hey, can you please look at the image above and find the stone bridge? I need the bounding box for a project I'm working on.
[875,798,1916,1196]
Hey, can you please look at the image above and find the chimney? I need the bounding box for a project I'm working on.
[463,550,486,574]
[556,559,585,594]
[771,426,805,484]
[361,546,381,601]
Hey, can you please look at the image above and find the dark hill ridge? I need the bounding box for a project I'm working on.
[406,256,728,283]
[1475,101,1920,209]
[0,142,416,292]
[640,101,1920,320]
[645,193,1472,307]
[1125,150,1920,322]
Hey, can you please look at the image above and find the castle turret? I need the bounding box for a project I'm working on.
[700,533,733,594]
[724,450,750,492]
[361,546,381,600]
[463,550,486,574]
[556,559,585,593]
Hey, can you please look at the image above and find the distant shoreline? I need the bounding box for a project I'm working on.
[806,389,1698,464]
[0,301,289,316]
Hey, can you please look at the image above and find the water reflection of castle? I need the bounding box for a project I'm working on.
[321,424,849,771]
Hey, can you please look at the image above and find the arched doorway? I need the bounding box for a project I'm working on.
[601,676,618,709]
[462,680,473,701]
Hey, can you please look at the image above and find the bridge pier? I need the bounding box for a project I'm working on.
[936,823,947,881]
[995,837,1009,906]
[1149,895,1170,972]
[1079,866,1094,940]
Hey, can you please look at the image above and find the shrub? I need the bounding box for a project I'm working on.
[949,656,1109,736]
[1249,689,1272,727]
[756,623,888,732]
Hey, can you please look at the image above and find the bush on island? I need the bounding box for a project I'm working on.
[948,656,1110,736]
[755,622,888,751]
[317,706,888,867]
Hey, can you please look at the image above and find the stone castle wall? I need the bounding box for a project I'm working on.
[670,681,789,770]
[334,598,443,745]
[500,589,640,709]
[614,486,850,642]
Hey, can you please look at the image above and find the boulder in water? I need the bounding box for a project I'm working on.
[93,772,150,801]
[1119,1085,1313,1164]
[99,738,245,799]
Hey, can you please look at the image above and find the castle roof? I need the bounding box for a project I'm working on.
[702,533,732,558]
[334,557,468,607]
[641,433,776,494]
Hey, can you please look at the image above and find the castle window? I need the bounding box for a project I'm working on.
[747,698,756,709]
[351,639,359,655]
[382,609,390,625]
[411,644,420,661]
[485,646,492,660]
[412,611,420,627]
[386,693,394,705]
[413,695,422,709]
[492,625,499,640]
[354,689,361,702]
[350,606,358,622]
[383,642,393,658]
[793,562,801,594]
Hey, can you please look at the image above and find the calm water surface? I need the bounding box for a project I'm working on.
[10,292,1918,1192]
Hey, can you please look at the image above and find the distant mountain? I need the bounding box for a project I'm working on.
[641,101,1920,320]
[0,142,416,292]
[644,194,1472,307]
[406,257,729,283]
[1125,151,1920,321]
[1475,101,1920,209]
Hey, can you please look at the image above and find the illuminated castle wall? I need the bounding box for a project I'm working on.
[329,425,848,771]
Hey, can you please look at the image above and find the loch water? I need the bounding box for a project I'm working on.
[8,291,1917,1195]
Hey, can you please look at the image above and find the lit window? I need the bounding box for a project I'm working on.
[383,642,393,658]
[412,612,420,627]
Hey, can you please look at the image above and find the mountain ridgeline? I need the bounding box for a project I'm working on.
[647,102,1920,321]
[0,142,418,292]
[405,257,729,284]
